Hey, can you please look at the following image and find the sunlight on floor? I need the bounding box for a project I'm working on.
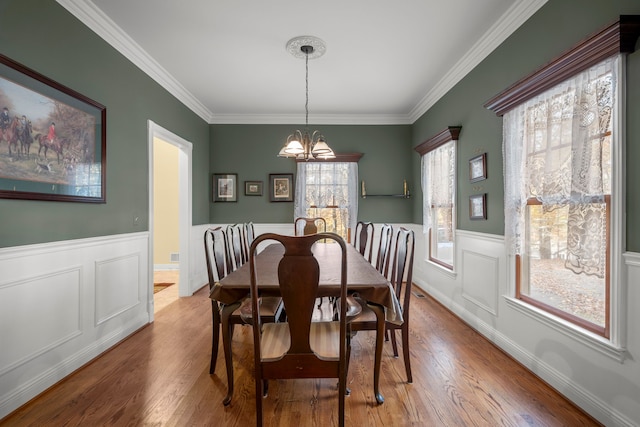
[153,270,179,313]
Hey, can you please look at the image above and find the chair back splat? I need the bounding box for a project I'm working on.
[226,223,247,270]
[375,224,393,276]
[249,232,348,427]
[294,217,327,236]
[353,221,374,263]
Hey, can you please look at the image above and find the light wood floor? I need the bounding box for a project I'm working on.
[1,285,601,426]
[153,270,179,312]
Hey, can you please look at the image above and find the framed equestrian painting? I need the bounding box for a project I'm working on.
[0,53,106,203]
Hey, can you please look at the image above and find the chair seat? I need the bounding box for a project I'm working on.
[237,296,283,320]
[261,321,341,361]
[341,296,371,321]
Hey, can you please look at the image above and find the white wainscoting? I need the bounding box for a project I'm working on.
[410,226,640,427]
[0,232,150,419]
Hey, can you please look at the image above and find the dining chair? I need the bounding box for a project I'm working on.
[375,223,393,275]
[347,226,415,403]
[294,216,327,236]
[226,223,247,270]
[204,227,284,406]
[244,222,255,253]
[353,221,374,262]
[248,232,350,427]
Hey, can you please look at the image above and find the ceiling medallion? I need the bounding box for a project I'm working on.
[286,36,326,60]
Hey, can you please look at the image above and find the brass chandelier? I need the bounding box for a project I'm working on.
[278,36,335,160]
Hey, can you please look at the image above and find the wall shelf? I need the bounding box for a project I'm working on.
[361,180,411,199]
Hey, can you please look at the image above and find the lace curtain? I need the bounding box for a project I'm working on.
[421,140,455,235]
[294,162,358,237]
[503,56,619,277]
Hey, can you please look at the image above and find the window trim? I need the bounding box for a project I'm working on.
[295,152,363,163]
[484,16,640,117]
[416,126,461,271]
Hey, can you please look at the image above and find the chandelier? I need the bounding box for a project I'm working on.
[278,36,335,160]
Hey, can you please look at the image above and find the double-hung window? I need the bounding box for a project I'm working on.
[484,16,640,342]
[503,57,618,337]
[294,156,359,240]
[416,127,460,270]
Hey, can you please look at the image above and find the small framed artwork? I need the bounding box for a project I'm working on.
[213,173,237,202]
[469,153,487,183]
[269,173,293,202]
[469,193,487,220]
[244,180,263,196]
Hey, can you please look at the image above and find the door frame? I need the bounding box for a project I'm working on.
[148,120,193,320]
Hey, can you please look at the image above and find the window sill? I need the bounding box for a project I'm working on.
[504,296,626,363]
[426,259,457,279]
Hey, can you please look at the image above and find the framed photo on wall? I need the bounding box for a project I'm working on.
[469,153,487,183]
[244,180,263,196]
[213,173,237,202]
[0,53,106,203]
[469,193,487,220]
[269,173,293,202]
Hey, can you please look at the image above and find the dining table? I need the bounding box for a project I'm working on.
[209,240,402,404]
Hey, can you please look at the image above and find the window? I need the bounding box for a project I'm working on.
[504,58,617,337]
[415,127,460,270]
[294,155,360,241]
[485,17,640,343]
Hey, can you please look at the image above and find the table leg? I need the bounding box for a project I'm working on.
[368,302,385,404]
[220,301,240,406]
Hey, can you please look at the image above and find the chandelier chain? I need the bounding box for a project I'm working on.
[305,50,309,128]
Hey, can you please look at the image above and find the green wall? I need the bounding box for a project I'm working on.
[210,124,412,224]
[3,0,639,252]
[411,0,640,251]
[0,0,210,248]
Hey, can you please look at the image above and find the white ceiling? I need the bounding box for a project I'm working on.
[57,0,546,125]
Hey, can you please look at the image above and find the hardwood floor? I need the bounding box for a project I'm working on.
[1,285,601,426]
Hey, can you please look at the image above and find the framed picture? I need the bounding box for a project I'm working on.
[0,53,106,203]
[269,173,293,202]
[469,193,487,220]
[244,180,263,196]
[213,173,237,202]
[469,153,487,183]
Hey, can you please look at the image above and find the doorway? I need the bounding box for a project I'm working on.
[148,120,192,321]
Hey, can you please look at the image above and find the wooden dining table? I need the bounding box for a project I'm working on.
[210,241,402,404]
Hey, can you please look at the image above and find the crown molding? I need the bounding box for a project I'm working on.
[57,0,546,126]
[56,0,214,123]
[208,113,412,125]
[408,0,548,123]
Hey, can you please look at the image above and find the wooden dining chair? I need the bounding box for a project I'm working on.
[226,223,247,270]
[294,216,327,236]
[244,222,255,253]
[375,223,393,274]
[204,227,284,406]
[353,221,375,262]
[248,232,350,427]
[347,226,415,404]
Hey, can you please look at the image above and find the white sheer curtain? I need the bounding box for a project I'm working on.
[503,56,618,277]
[421,141,455,234]
[294,162,358,238]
